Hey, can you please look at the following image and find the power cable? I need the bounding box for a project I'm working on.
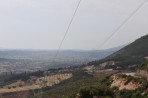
[40,1,82,97]
[40,0,147,97]
[55,0,82,57]
[98,0,147,49]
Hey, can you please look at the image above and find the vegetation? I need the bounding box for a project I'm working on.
[75,75,148,98]
[118,89,148,98]
[88,34,148,68]
[77,77,114,98]
[32,63,148,98]
[139,60,148,71]
[78,85,114,98]
[32,70,101,98]
[116,74,146,85]
[0,71,44,87]
[1,34,148,98]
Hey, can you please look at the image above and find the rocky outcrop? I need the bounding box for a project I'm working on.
[136,70,148,80]
[111,75,140,90]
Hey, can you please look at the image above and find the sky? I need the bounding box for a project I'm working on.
[0,0,148,50]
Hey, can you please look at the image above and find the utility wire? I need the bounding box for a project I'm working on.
[41,1,82,97]
[55,0,82,57]
[98,0,147,49]
[39,0,147,97]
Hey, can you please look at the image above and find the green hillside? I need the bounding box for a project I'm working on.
[110,34,148,57]
[89,34,148,67]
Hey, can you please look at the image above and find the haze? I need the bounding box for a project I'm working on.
[0,0,148,50]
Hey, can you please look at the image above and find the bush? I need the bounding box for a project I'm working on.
[112,86,119,91]
[124,76,133,85]
[117,74,127,79]
[119,89,134,98]
[78,85,114,98]
[101,77,112,86]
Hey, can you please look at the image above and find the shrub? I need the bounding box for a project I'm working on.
[78,85,114,98]
[112,86,119,91]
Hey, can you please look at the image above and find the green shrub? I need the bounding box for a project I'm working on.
[78,85,114,98]
[112,86,119,91]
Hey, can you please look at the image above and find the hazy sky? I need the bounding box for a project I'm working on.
[0,0,148,50]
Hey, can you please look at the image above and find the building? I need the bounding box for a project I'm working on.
[144,56,148,59]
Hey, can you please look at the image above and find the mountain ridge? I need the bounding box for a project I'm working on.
[88,34,148,68]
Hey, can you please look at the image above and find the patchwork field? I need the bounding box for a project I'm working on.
[0,73,72,94]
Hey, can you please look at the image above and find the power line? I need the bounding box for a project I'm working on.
[41,1,82,96]
[55,0,82,57]
[98,0,147,49]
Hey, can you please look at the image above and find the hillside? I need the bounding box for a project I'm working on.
[89,34,148,68]
[111,34,148,58]
[136,60,148,79]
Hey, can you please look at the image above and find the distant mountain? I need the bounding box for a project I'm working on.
[0,46,123,73]
[0,46,125,60]
[89,34,148,68]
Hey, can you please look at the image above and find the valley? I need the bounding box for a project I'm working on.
[0,48,121,74]
[0,34,148,98]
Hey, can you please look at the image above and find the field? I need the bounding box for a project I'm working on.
[0,73,72,94]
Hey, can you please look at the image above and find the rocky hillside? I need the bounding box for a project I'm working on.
[111,74,140,90]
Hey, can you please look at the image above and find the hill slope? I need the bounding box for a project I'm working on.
[89,34,148,68]
[110,34,148,58]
